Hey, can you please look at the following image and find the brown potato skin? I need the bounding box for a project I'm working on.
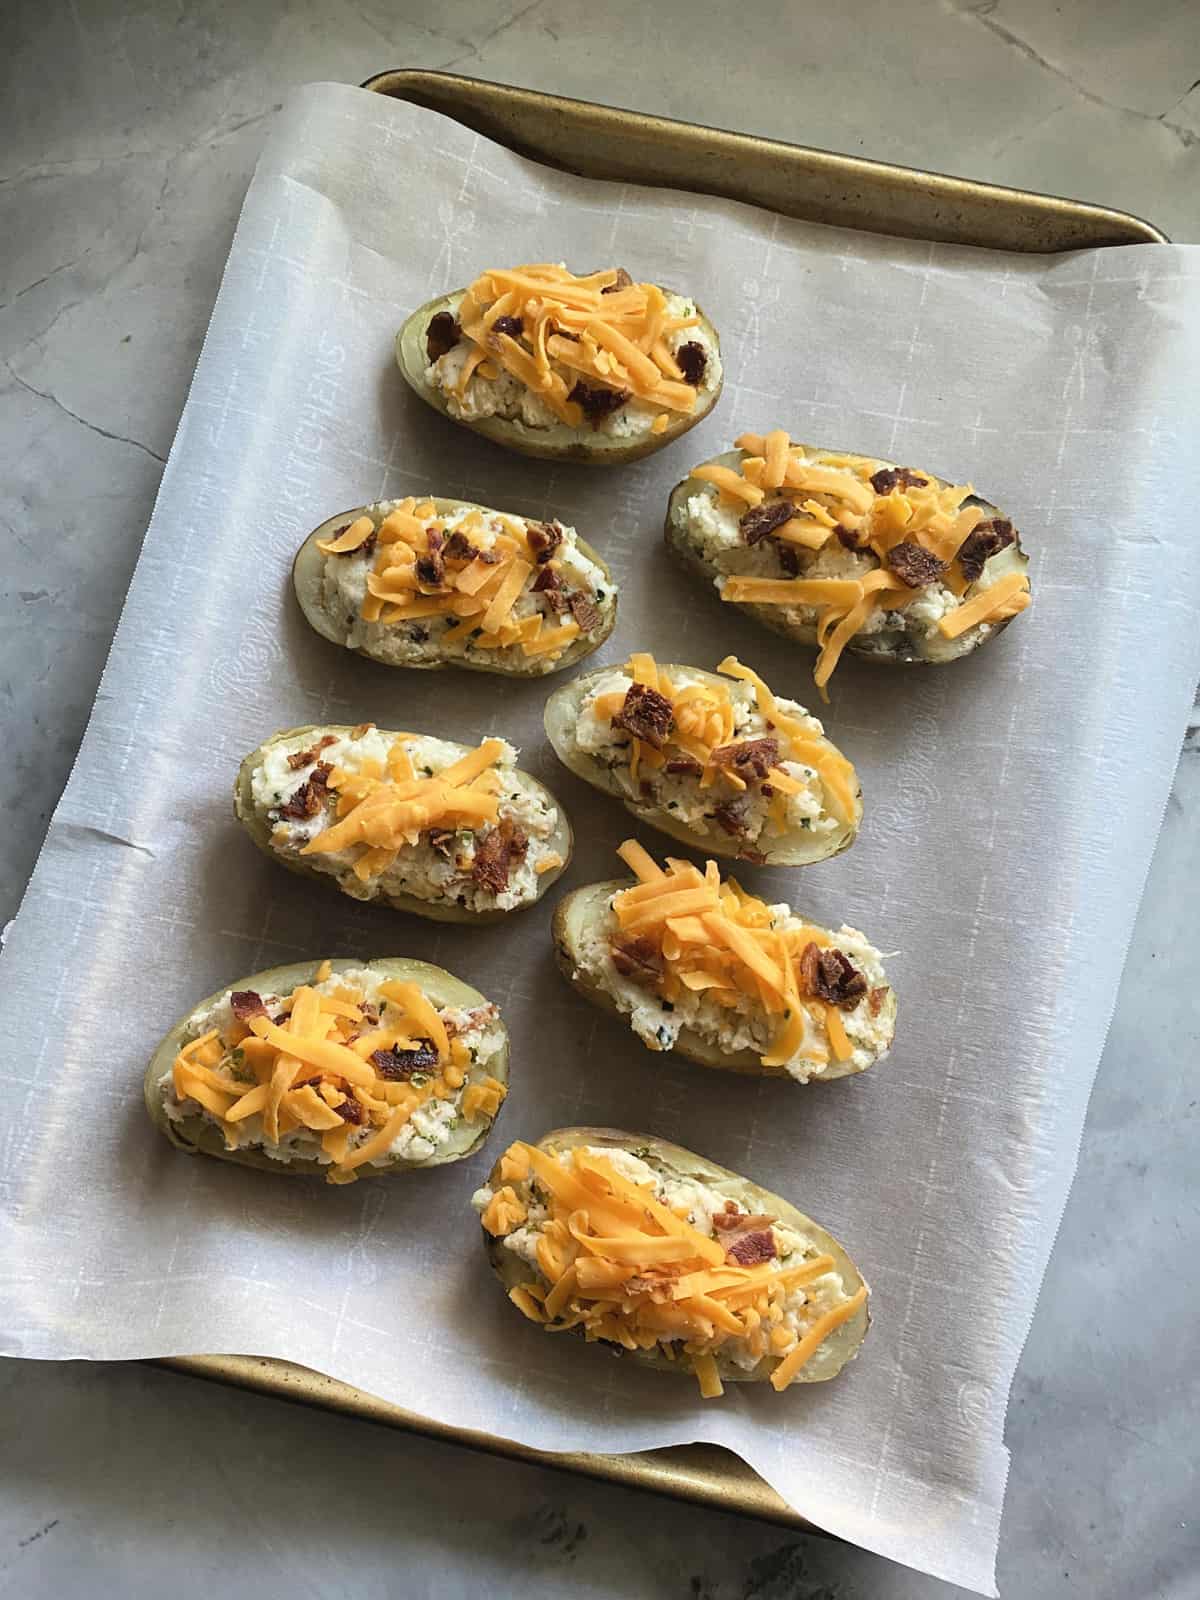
[233,724,573,926]
[397,290,723,465]
[144,957,509,1175]
[481,1126,870,1387]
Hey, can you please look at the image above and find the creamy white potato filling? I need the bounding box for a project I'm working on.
[252,728,561,912]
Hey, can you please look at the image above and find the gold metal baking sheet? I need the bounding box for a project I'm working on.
[363,69,1167,251]
[154,69,1166,1530]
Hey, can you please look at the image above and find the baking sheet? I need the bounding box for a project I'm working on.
[2,82,1199,1596]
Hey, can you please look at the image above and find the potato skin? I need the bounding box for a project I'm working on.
[542,661,862,867]
[481,1126,870,1386]
[144,957,509,1176]
[233,724,573,926]
[293,497,617,678]
[396,290,723,465]
[551,880,896,1083]
[665,447,1031,665]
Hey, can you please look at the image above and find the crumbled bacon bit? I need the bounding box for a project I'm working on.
[664,752,703,777]
[868,986,889,1017]
[870,466,928,496]
[371,1040,439,1079]
[530,565,567,612]
[835,523,863,550]
[471,817,528,895]
[713,795,750,836]
[601,268,633,294]
[610,934,663,986]
[799,942,868,1009]
[739,499,795,546]
[425,311,461,363]
[230,990,267,1021]
[275,762,333,822]
[675,341,707,386]
[726,1228,777,1266]
[491,314,524,337]
[567,590,601,632]
[957,518,1015,583]
[444,528,499,565]
[775,540,801,576]
[287,735,337,770]
[526,521,564,563]
[710,736,780,783]
[568,379,630,424]
[337,1095,364,1125]
[612,683,674,750]
[415,527,446,587]
[886,541,947,589]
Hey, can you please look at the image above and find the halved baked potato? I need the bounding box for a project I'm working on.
[294,494,616,677]
[474,1127,870,1395]
[397,263,722,464]
[543,651,861,866]
[146,956,509,1181]
[666,432,1030,694]
[235,723,571,924]
[552,841,895,1084]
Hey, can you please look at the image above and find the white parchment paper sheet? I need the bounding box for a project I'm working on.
[3,84,1199,1595]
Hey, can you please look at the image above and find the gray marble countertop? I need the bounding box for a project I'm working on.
[2,4,1197,1597]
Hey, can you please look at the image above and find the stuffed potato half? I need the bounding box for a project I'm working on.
[294,495,617,677]
[145,957,509,1181]
[666,432,1031,694]
[235,723,571,924]
[552,841,895,1084]
[544,651,861,866]
[474,1127,870,1395]
[397,263,722,463]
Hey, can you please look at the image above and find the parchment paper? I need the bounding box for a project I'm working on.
[3,83,1199,1595]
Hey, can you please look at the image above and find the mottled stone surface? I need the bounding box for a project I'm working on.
[2,3,1197,1596]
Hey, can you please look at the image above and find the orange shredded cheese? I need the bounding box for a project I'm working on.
[165,967,505,1183]
[586,653,859,834]
[320,496,605,665]
[441,264,708,428]
[703,434,1028,693]
[607,842,878,1073]
[485,1141,866,1396]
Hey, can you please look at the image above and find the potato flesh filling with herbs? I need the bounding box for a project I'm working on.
[474,1140,866,1396]
[315,497,613,669]
[569,652,858,858]
[573,841,893,1081]
[671,432,1030,693]
[422,263,722,442]
[159,963,506,1182]
[254,727,564,914]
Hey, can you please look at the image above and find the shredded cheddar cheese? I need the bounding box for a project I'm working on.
[484,1141,867,1396]
[444,264,707,429]
[609,840,877,1073]
[587,653,859,835]
[699,433,1030,696]
[324,497,602,666]
[168,970,506,1183]
[297,737,504,879]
